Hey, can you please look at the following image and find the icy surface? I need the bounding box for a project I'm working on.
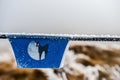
[1,33,120,38]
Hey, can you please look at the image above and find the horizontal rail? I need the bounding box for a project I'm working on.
[0,33,120,41]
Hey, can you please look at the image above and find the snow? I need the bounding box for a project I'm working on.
[0,37,120,80]
[1,32,120,38]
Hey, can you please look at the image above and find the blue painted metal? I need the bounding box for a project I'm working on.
[8,36,69,68]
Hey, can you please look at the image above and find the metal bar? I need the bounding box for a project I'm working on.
[0,33,120,41]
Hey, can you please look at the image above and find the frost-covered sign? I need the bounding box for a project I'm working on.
[8,35,69,68]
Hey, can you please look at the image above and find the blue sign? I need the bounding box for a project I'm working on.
[8,37,68,68]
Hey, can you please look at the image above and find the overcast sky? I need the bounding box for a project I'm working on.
[0,0,120,35]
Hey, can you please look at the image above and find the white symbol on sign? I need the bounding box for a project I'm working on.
[28,41,48,60]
